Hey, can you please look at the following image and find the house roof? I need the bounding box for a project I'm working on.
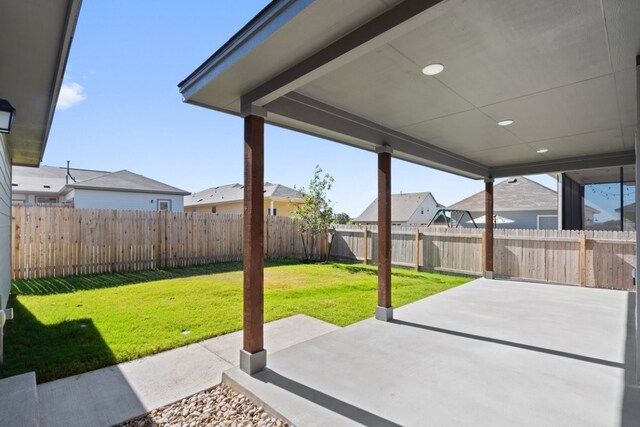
[1,0,82,166]
[12,165,189,195]
[185,182,303,207]
[615,202,636,213]
[179,0,636,180]
[353,192,439,223]
[67,170,190,195]
[449,177,557,212]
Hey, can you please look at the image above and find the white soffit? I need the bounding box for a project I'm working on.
[0,0,81,166]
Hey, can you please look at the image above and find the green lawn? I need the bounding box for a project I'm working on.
[0,260,469,382]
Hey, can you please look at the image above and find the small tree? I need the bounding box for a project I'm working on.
[293,165,334,261]
[334,212,350,224]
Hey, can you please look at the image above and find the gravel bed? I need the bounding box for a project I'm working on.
[118,383,289,427]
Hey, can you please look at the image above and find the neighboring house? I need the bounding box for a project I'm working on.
[449,176,597,229]
[353,192,442,226]
[0,0,82,356]
[12,165,189,212]
[185,182,303,216]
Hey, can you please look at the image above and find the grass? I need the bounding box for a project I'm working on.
[0,260,470,383]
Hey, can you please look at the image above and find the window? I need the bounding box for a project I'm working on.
[269,208,277,216]
[157,199,171,211]
[211,206,217,214]
[537,215,558,230]
[36,196,58,204]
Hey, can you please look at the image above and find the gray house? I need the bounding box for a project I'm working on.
[12,165,189,212]
[449,176,596,229]
[353,192,442,225]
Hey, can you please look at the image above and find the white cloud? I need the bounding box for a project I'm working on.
[56,82,87,110]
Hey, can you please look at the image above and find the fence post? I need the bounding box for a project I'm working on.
[579,233,587,286]
[414,228,420,271]
[363,226,369,265]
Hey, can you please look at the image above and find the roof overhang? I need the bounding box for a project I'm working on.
[563,165,636,185]
[0,0,82,166]
[179,0,638,180]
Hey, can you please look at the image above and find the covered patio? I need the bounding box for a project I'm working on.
[178,0,639,423]
[224,278,638,426]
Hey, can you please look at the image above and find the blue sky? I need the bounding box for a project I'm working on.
[45,1,560,218]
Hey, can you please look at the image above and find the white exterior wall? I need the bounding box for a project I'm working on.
[12,192,59,204]
[71,189,184,211]
[0,135,11,309]
[407,195,440,225]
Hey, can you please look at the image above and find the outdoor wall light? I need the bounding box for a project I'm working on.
[498,119,514,126]
[0,99,16,134]
[422,63,444,76]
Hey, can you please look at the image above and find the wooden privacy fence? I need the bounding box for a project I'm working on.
[330,225,636,291]
[12,206,324,279]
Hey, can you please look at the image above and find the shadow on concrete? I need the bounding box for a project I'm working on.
[12,258,302,296]
[0,297,117,383]
[390,319,624,369]
[258,369,402,427]
[621,292,640,427]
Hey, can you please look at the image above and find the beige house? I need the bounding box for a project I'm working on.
[185,182,303,217]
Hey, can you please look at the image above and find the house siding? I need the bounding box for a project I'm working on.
[467,209,558,229]
[72,189,185,211]
[407,195,439,225]
[188,200,299,217]
[0,135,11,309]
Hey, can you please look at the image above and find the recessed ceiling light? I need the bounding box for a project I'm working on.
[498,119,514,126]
[422,63,444,76]
[536,148,549,154]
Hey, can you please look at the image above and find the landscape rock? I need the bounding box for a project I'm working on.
[118,383,288,427]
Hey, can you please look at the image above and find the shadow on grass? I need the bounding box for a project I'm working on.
[12,258,303,296]
[330,263,472,283]
[0,297,117,383]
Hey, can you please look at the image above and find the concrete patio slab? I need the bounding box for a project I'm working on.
[224,279,640,427]
[200,314,340,365]
[38,314,339,427]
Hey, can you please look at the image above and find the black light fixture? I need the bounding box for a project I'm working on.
[0,99,16,134]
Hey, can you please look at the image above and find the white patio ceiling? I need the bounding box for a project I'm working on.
[179,0,638,180]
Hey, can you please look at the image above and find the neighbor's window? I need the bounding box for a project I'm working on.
[36,196,58,204]
[157,199,171,211]
[211,206,217,214]
[537,215,558,230]
[269,208,277,216]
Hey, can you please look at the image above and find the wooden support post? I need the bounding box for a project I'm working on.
[376,150,393,321]
[484,178,494,279]
[579,233,587,287]
[363,226,368,265]
[240,114,266,374]
[414,228,420,271]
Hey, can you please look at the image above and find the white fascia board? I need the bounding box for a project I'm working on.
[179,0,315,100]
